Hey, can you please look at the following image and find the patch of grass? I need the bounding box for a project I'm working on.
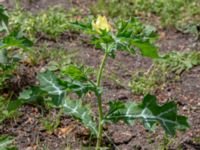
[24,41,77,68]
[0,135,17,150]
[46,49,77,72]
[129,71,157,95]
[0,96,20,124]
[129,51,200,95]
[158,134,177,150]
[0,58,18,90]
[40,110,62,134]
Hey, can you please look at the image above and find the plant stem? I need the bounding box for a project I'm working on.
[15,0,21,10]
[96,53,108,150]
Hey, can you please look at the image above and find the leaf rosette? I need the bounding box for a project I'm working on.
[72,16,159,58]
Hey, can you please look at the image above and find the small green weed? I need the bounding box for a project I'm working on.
[9,5,80,40]
[192,136,200,143]
[27,42,76,67]
[159,134,176,150]
[0,135,17,150]
[130,51,200,95]
[40,110,62,134]
[0,96,19,123]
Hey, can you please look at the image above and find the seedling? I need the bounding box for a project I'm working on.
[40,110,62,134]
[19,16,189,150]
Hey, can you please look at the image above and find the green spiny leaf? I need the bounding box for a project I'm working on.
[61,65,88,82]
[9,87,47,111]
[105,95,189,135]
[0,5,9,32]
[0,49,8,65]
[116,18,158,41]
[131,40,159,58]
[0,31,33,50]
[70,20,94,34]
[37,71,65,106]
[62,98,98,135]
[61,65,101,97]
[18,87,46,102]
[68,80,93,96]
[7,99,24,112]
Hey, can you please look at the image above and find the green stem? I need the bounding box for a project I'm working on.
[96,53,108,150]
[15,0,21,10]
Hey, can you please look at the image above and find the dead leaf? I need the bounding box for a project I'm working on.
[159,31,166,40]
[56,125,76,138]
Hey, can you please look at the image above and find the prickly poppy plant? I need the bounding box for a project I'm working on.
[18,16,189,150]
[0,5,33,90]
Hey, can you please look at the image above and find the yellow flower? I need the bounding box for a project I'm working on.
[92,15,111,33]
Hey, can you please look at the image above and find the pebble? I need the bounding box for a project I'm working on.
[112,131,134,144]
[191,106,197,110]
[182,106,188,111]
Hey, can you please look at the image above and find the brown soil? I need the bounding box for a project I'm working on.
[0,0,200,150]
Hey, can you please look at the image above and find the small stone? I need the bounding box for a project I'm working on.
[191,106,197,110]
[182,106,188,111]
[112,131,134,144]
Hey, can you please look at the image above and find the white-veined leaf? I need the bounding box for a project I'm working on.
[63,98,98,135]
[37,71,65,106]
[0,5,9,32]
[105,95,189,135]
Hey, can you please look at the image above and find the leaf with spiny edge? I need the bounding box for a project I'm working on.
[8,87,48,112]
[61,65,88,82]
[61,65,101,96]
[62,98,98,136]
[72,17,159,59]
[0,30,33,50]
[37,71,65,106]
[37,70,100,105]
[0,5,9,32]
[105,95,189,135]
[116,18,159,58]
[67,79,101,97]
[131,40,159,58]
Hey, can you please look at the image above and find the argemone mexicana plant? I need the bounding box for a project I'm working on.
[18,16,189,150]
